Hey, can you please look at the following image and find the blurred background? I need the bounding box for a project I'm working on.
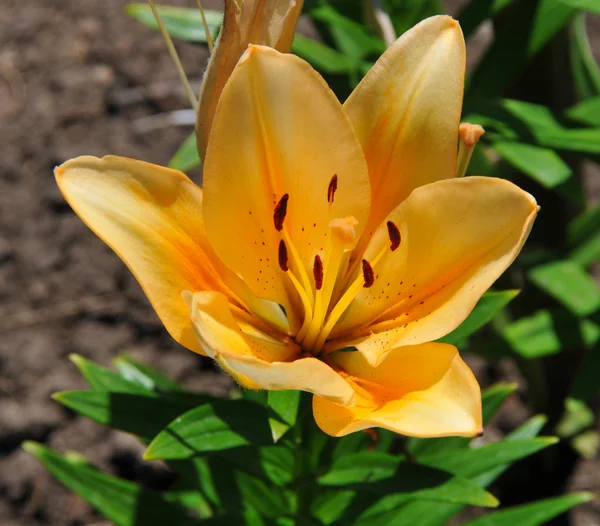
[1,0,599,524]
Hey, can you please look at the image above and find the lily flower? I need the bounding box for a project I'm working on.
[55,16,537,438]
[196,0,304,160]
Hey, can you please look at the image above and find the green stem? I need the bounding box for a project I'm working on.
[294,393,316,525]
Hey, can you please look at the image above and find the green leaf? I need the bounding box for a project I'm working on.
[292,34,356,74]
[114,355,183,393]
[169,132,201,173]
[528,260,600,316]
[492,142,571,188]
[572,430,600,459]
[439,290,519,346]
[408,383,518,456]
[461,492,594,526]
[458,0,516,39]
[388,415,549,526]
[310,4,385,60]
[467,0,575,99]
[311,489,356,525]
[318,453,498,508]
[566,96,600,126]
[568,201,600,267]
[144,400,274,459]
[53,390,205,440]
[23,442,193,526]
[125,3,222,42]
[470,99,600,155]
[223,446,295,487]
[556,397,595,437]
[235,470,293,519]
[419,438,557,478]
[500,309,600,358]
[267,390,301,442]
[386,0,442,36]
[70,354,151,395]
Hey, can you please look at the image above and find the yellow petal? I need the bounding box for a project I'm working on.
[344,16,465,245]
[196,0,303,159]
[187,291,355,404]
[314,343,481,437]
[332,176,537,365]
[203,45,370,319]
[55,155,240,354]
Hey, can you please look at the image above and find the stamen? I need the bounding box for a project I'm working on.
[456,123,485,178]
[386,221,401,251]
[311,239,391,351]
[273,193,289,231]
[313,255,324,290]
[362,259,375,288]
[147,0,198,111]
[278,240,289,271]
[327,174,338,203]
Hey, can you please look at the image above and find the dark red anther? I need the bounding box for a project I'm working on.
[313,255,324,290]
[362,259,374,288]
[327,174,338,204]
[386,221,401,251]
[278,240,289,271]
[273,193,289,231]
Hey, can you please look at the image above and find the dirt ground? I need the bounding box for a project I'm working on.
[0,1,599,525]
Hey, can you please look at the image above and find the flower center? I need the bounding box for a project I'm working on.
[272,176,401,354]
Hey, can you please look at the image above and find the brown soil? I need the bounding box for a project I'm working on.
[0,0,599,525]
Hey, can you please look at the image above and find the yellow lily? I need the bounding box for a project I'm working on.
[55,16,537,438]
[196,0,304,159]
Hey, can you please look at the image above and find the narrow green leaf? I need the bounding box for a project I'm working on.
[566,96,600,126]
[310,5,385,60]
[318,453,498,508]
[125,3,222,42]
[409,383,518,456]
[462,492,594,526]
[144,400,274,459]
[292,34,355,74]
[471,99,600,155]
[439,290,519,346]
[569,12,600,101]
[114,355,183,393]
[53,390,205,440]
[69,354,151,395]
[169,132,201,173]
[419,438,557,478]
[528,260,600,316]
[493,142,571,188]
[23,442,193,526]
[267,390,301,442]
[501,309,600,358]
[559,0,600,14]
